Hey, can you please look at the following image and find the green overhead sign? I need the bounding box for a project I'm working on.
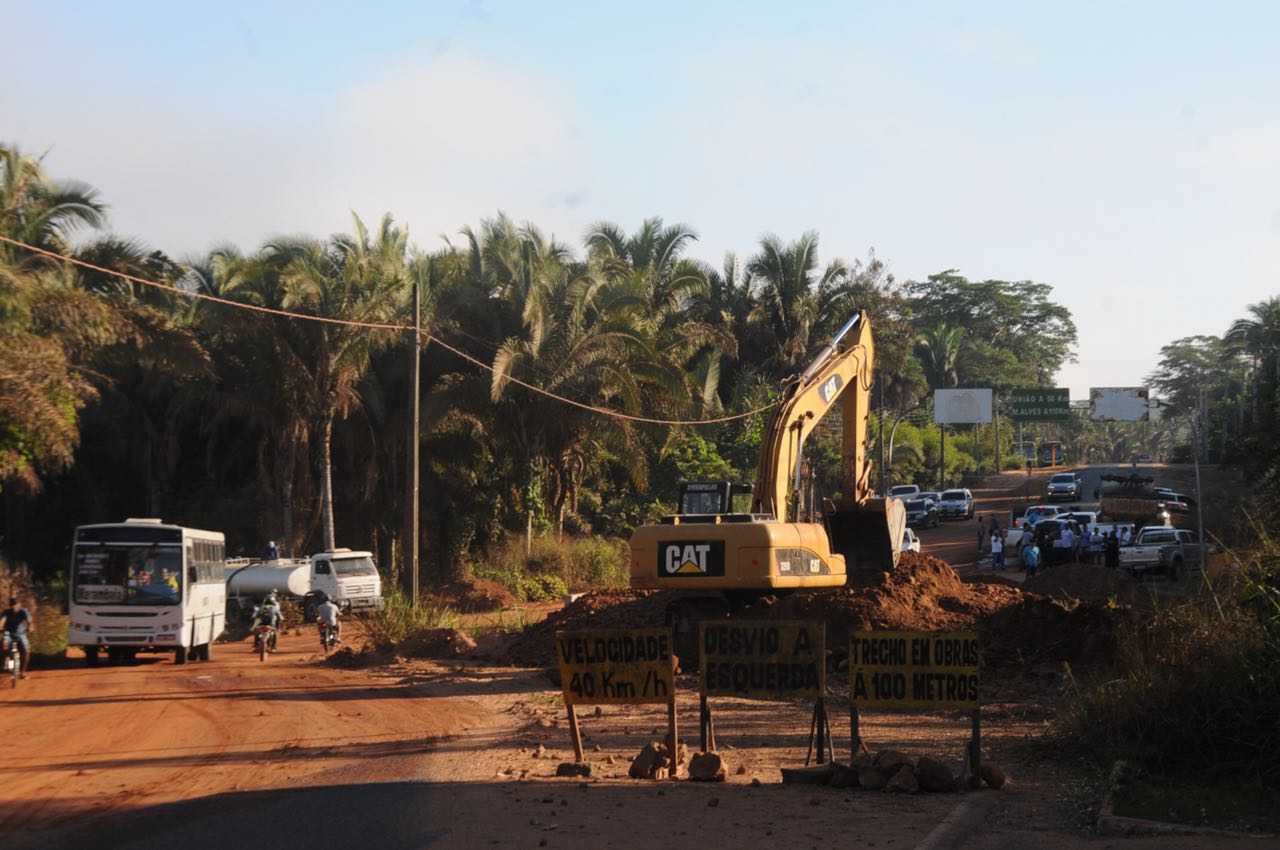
[1009,388,1070,422]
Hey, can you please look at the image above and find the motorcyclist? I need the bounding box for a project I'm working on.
[2,596,34,679]
[252,591,282,651]
[315,593,341,644]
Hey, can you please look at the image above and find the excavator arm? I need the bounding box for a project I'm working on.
[751,313,904,570]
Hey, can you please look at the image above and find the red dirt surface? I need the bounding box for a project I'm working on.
[432,578,517,612]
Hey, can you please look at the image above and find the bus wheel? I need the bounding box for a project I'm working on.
[107,648,120,662]
[84,646,99,667]
[175,647,187,665]
[198,643,212,662]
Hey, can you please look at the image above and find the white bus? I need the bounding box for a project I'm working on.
[68,519,226,666]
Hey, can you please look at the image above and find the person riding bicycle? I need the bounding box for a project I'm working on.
[315,593,342,644]
[253,591,282,650]
[3,596,34,679]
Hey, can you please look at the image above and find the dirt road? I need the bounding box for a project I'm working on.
[0,630,483,847]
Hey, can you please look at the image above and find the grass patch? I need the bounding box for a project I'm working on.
[1112,773,1280,834]
[358,588,460,650]
[470,535,629,601]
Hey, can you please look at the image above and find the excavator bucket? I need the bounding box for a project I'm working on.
[828,497,907,573]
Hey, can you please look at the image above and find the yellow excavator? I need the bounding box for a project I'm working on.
[630,312,905,601]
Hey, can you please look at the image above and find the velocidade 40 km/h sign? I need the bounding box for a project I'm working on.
[556,628,675,705]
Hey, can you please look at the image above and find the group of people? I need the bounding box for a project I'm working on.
[978,513,1140,575]
[250,590,342,644]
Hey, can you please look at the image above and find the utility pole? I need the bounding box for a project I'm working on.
[405,279,422,608]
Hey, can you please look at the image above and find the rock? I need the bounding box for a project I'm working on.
[915,757,957,792]
[827,763,859,789]
[594,706,604,717]
[688,752,727,782]
[884,764,919,794]
[653,765,669,781]
[980,762,1008,790]
[857,765,887,790]
[852,752,874,769]
[750,778,761,787]
[532,744,547,759]
[874,749,914,774]
[781,764,837,785]
[555,762,591,778]
[629,743,664,779]
[734,764,747,775]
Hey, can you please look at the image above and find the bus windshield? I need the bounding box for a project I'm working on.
[73,544,183,605]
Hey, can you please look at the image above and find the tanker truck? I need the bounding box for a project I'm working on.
[224,548,385,628]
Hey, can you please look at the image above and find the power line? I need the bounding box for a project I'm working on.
[1,235,778,427]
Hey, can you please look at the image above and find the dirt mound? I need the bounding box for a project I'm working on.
[434,579,517,612]
[1022,565,1141,607]
[397,627,478,658]
[506,588,673,667]
[743,552,1026,654]
[502,553,1125,669]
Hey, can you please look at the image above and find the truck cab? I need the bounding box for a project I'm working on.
[309,549,385,612]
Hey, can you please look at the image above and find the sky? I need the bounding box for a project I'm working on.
[4,1,1279,398]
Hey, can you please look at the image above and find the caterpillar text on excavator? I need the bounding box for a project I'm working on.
[629,312,906,641]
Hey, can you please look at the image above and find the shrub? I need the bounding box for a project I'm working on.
[470,535,630,601]
[359,588,459,650]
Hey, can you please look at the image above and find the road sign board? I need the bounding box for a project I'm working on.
[700,620,825,699]
[849,630,980,711]
[934,389,993,424]
[1009,388,1070,422]
[1090,387,1150,422]
[555,628,675,705]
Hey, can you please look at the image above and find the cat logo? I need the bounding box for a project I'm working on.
[659,541,725,578]
[819,374,843,404]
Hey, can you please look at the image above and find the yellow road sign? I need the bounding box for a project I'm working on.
[849,630,980,711]
[555,628,675,706]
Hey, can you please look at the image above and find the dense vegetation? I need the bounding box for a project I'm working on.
[1,143,1275,593]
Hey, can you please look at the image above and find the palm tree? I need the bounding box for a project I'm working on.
[916,324,965,389]
[745,232,849,376]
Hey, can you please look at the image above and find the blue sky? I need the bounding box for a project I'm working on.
[5,1,1279,397]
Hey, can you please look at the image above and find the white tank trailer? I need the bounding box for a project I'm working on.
[225,559,312,598]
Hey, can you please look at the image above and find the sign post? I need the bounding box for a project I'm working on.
[1009,387,1070,422]
[556,628,677,769]
[849,630,982,786]
[700,620,828,763]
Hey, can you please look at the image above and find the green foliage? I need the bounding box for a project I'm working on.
[1060,533,1280,783]
[359,588,460,649]
[471,535,629,601]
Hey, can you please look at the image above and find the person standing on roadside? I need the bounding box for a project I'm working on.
[1080,527,1093,564]
[990,531,1005,571]
[1023,540,1041,578]
[1104,531,1120,568]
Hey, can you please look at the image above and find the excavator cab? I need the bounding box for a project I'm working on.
[673,482,756,519]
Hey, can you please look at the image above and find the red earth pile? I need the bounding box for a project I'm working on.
[433,579,517,612]
[506,552,1124,669]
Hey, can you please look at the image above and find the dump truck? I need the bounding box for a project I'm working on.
[629,313,906,648]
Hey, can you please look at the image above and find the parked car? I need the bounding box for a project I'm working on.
[1119,526,1211,579]
[1035,518,1084,564]
[1004,504,1063,547]
[1136,455,1153,463]
[1063,511,1099,530]
[937,488,974,519]
[904,498,940,528]
[901,527,921,553]
[1045,472,1081,501]
[917,491,943,506]
[887,484,921,499]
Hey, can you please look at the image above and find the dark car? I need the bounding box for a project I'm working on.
[904,498,940,528]
[1035,518,1083,565]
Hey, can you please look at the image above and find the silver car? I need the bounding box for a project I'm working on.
[936,488,974,519]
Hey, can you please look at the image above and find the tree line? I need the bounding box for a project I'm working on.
[12,142,1270,587]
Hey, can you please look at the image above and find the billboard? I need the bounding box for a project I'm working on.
[934,389,993,424]
[1009,388,1070,422]
[1090,387,1150,422]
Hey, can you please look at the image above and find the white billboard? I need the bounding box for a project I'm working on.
[934,389,993,424]
[1090,387,1150,422]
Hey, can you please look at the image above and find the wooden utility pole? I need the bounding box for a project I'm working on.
[406,280,422,608]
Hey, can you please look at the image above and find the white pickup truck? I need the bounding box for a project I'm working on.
[1118,527,1207,580]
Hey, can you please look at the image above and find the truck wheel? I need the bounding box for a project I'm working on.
[175,646,187,665]
[1170,558,1184,582]
[198,642,212,662]
[84,646,99,667]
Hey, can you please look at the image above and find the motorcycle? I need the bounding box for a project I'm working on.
[318,621,338,654]
[3,634,20,687]
[252,622,277,662]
